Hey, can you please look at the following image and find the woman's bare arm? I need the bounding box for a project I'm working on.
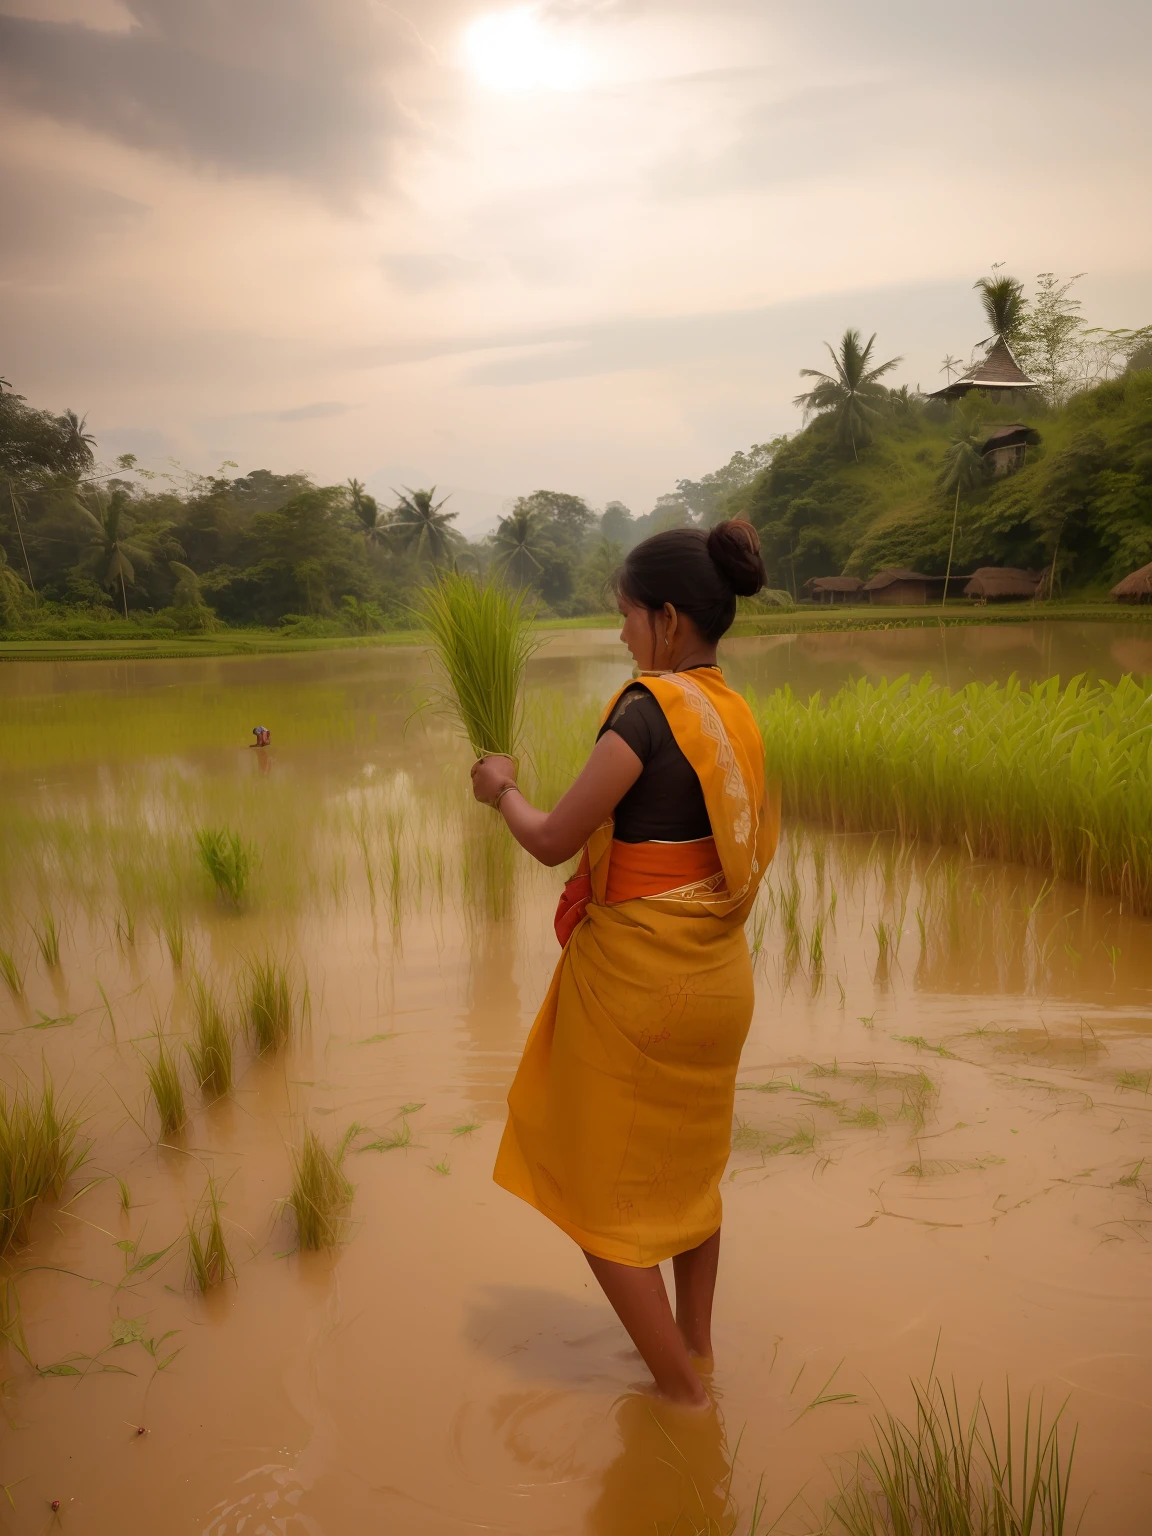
[470,732,643,866]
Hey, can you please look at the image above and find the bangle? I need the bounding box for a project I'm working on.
[491,783,518,811]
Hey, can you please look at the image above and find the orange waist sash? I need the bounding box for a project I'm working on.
[554,838,725,946]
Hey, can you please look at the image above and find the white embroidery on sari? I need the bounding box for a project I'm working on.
[657,674,753,846]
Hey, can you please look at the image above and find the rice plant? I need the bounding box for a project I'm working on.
[822,1376,1077,1535]
[417,571,539,758]
[752,672,1152,915]
[287,1128,354,1250]
[159,909,185,968]
[186,1177,235,1292]
[195,826,254,906]
[0,946,23,995]
[144,1038,186,1136]
[241,955,298,1053]
[186,976,233,1097]
[0,1075,87,1255]
[32,910,60,969]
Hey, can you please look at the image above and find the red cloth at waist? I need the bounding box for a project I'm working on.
[553,838,725,947]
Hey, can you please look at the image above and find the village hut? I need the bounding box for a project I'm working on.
[927,337,1038,403]
[864,568,948,605]
[1111,562,1152,604]
[979,423,1041,476]
[802,576,863,605]
[963,567,1044,602]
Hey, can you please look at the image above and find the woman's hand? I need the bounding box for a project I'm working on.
[471,753,517,806]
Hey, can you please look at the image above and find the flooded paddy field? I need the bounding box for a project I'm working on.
[1,623,1150,1534]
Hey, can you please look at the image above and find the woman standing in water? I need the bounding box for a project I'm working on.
[470,521,778,1407]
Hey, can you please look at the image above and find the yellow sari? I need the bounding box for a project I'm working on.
[494,666,779,1267]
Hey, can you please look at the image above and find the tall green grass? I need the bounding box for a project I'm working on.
[242,955,299,1053]
[32,910,61,969]
[144,1039,186,1136]
[186,976,234,1097]
[287,1128,354,1249]
[195,826,254,905]
[754,673,1152,913]
[823,1377,1076,1535]
[0,946,23,995]
[0,1075,87,1254]
[418,572,539,758]
[186,1177,235,1291]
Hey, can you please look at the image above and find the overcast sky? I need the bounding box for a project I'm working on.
[1,0,1149,533]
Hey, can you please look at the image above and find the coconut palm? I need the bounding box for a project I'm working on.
[80,488,150,618]
[794,329,903,460]
[388,486,459,564]
[940,354,963,384]
[63,410,97,461]
[347,478,385,545]
[973,273,1025,346]
[939,404,991,604]
[492,506,547,587]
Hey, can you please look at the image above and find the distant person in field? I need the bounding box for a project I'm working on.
[251,726,271,747]
[470,521,778,1408]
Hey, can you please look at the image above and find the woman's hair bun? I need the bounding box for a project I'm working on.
[705,520,766,598]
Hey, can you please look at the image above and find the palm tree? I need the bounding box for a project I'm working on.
[794,329,903,460]
[80,488,150,618]
[581,536,623,604]
[388,486,459,564]
[492,506,547,586]
[347,478,385,545]
[939,354,963,384]
[939,405,990,604]
[973,272,1025,346]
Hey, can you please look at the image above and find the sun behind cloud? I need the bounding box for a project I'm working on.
[462,5,590,92]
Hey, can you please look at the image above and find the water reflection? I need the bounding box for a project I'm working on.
[587,1396,731,1536]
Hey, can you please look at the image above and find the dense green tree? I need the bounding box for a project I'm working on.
[80,488,151,618]
[794,329,903,461]
[938,403,992,601]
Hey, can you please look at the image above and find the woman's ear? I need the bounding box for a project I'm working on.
[663,602,678,644]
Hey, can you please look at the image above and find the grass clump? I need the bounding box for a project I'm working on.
[823,1376,1076,1535]
[753,672,1152,915]
[287,1128,354,1249]
[418,571,539,757]
[144,1039,186,1136]
[0,1075,87,1255]
[186,1177,235,1292]
[32,910,61,969]
[0,946,23,995]
[186,976,233,1097]
[195,826,254,905]
[242,955,299,1053]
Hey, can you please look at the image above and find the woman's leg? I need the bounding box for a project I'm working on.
[583,1249,709,1406]
[672,1226,721,1362]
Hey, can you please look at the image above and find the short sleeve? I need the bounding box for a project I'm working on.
[600,687,662,765]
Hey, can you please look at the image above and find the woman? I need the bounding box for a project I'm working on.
[470,520,778,1407]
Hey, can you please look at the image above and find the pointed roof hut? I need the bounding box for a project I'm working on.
[927,337,1038,402]
[1111,563,1152,604]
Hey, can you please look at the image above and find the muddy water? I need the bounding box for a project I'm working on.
[1,626,1151,1534]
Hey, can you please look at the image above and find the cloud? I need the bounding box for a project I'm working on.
[379,252,489,292]
[0,163,147,270]
[274,401,350,422]
[0,0,422,191]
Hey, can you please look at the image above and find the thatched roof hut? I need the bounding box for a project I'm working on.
[979,423,1041,476]
[803,576,863,605]
[964,567,1044,601]
[864,568,948,605]
[927,337,1038,402]
[1111,563,1152,604]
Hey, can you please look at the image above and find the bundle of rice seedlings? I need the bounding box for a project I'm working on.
[287,1128,354,1250]
[186,976,234,1097]
[418,571,539,759]
[159,909,186,967]
[241,954,298,1053]
[195,826,254,906]
[824,1376,1077,1535]
[186,1177,235,1292]
[0,1075,87,1255]
[144,1038,186,1137]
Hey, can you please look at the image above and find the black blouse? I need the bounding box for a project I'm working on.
[598,680,713,844]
